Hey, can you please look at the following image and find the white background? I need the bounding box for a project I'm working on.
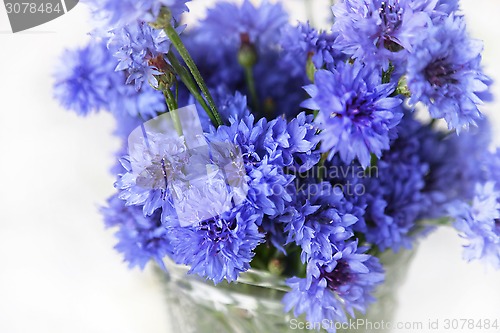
[0,1,499,332]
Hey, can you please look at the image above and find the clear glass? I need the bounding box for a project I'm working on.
[158,247,417,333]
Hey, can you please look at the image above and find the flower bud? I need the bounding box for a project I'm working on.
[268,258,285,275]
[306,52,317,83]
[238,33,258,68]
[149,55,176,90]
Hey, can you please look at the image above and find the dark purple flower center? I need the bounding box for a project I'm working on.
[145,236,166,251]
[199,217,237,244]
[425,58,459,88]
[320,260,352,291]
[74,65,92,87]
[340,96,375,126]
[377,1,404,52]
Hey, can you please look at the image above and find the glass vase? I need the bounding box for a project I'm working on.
[158,247,417,333]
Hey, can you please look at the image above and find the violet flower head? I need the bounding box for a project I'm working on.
[215,90,252,125]
[361,114,430,252]
[283,182,359,263]
[166,206,264,284]
[201,110,319,255]
[407,15,492,131]
[450,182,500,269]
[102,194,171,269]
[54,38,166,118]
[332,0,432,67]
[208,112,319,217]
[208,114,293,217]
[108,21,174,90]
[283,242,384,332]
[115,130,187,218]
[303,62,402,167]
[421,117,493,216]
[53,41,113,116]
[280,22,342,77]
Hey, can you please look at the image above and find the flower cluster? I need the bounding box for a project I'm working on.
[406,14,491,130]
[303,62,402,167]
[450,182,500,269]
[53,40,165,118]
[54,0,499,331]
[330,0,491,131]
[108,21,174,89]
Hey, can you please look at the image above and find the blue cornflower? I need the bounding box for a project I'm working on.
[208,114,293,217]
[257,112,319,170]
[216,90,251,124]
[422,117,493,215]
[115,130,186,218]
[197,0,288,49]
[53,41,112,116]
[283,242,384,332]
[211,112,320,213]
[116,95,318,226]
[204,110,319,253]
[166,206,264,284]
[115,104,316,284]
[246,156,294,216]
[407,15,491,131]
[108,21,174,89]
[203,88,251,128]
[54,40,165,118]
[360,113,430,251]
[332,0,432,68]
[280,22,342,78]
[86,0,190,30]
[450,182,500,268]
[102,194,171,269]
[303,62,402,167]
[284,112,321,171]
[213,112,318,249]
[283,182,358,262]
[54,39,167,118]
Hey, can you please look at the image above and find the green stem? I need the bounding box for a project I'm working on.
[418,217,451,227]
[317,152,328,181]
[382,63,395,84]
[164,88,177,111]
[164,89,182,136]
[243,66,259,113]
[164,24,223,127]
[166,52,218,126]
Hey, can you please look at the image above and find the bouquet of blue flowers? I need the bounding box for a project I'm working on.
[53,0,499,330]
